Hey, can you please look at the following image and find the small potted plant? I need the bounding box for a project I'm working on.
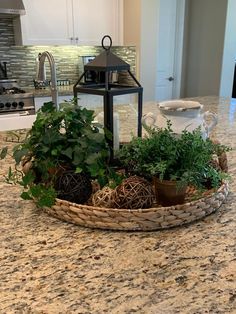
[0,101,120,207]
[119,121,230,206]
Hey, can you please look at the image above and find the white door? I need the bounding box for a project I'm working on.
[155,0,185,101]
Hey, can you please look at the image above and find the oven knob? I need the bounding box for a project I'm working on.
[12,102,18,108]
[5,102,11,108]
[19,101,24,108]
[0,103,4,109]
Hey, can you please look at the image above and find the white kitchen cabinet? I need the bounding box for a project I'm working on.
[14,0,123,45]
[15,0,73,45]
[72,0,122,45]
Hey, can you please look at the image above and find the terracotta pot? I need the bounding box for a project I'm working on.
[153,177,187,206]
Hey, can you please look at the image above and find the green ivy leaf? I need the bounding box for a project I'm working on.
[30,185,42,198]
[85,153,99,165]
[36,187,57,208]
[51,149,58,156]
[104,128,113,140]
[75,167,83,173]
[41,101,56,113]
[62,147,73,159]
[41,146,49,153]
[88,163,100,177]
[13,148,29,164]
[20,191,33,200]
[20,171,35,187]
[0,147,8,159]
[92,132,106,143]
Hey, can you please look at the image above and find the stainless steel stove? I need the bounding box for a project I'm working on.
[0,79,35,116]
[0,79,36,132]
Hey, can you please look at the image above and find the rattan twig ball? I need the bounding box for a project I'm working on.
[92,186,115,208]
[211,139,228,172]
[114,175,155,209]
[54,170,92,204]
[218,152,228,172]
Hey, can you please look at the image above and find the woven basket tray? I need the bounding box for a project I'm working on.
[43,181,229,231]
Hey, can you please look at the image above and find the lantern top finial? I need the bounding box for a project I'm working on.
[84,35,130,72]
[102,35,112,51]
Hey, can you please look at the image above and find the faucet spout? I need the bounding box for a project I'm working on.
[37,51,59,110]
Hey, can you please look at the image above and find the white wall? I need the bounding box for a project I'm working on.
[123,0,141,46]
[123,0,160,101]
[220,0,236,97]
[123,0,141,79]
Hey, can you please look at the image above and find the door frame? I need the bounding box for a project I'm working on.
[220,0,236,97]
[170,0,186,99]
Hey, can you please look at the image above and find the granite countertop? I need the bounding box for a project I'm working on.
[0,96,236,313]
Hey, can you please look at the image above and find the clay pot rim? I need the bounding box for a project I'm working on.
[153,177,187,187]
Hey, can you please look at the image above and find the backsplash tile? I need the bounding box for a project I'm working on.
[0,18,136,88]
[0,17,15,47]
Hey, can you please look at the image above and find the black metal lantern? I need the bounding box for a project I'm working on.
[73,35,143,161]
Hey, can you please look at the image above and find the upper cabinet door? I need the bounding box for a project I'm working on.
[73,0,122,46]
[16,0,123,45]
[17,0,74,45]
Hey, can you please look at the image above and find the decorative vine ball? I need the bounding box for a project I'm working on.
[218,152,228,172]
[22,160,33,174]
[91,180,101,194]
[54,171,92,204]
[114,175,155,209]
[92,186,115,208]
[21,155,34,174]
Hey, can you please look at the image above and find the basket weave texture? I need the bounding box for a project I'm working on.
[43,181,229,231]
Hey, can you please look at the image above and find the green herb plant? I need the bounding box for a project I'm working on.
[119,121,231,192]
[0,101,119,207]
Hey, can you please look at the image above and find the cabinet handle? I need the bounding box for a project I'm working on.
[70,37,74,41]
[75,37,79,44]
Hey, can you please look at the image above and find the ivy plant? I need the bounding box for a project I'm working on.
[0,101,119,207]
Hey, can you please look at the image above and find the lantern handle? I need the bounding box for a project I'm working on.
[102,35,112,51]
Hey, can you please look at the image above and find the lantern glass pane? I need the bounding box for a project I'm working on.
[113,94,138,145]
[77,93,103,111]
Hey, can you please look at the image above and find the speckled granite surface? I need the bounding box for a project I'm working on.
[0,96,236,314]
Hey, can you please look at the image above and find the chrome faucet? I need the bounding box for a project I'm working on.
[36,51,59,110]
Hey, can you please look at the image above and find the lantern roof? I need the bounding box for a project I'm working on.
[84,35,130,72]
